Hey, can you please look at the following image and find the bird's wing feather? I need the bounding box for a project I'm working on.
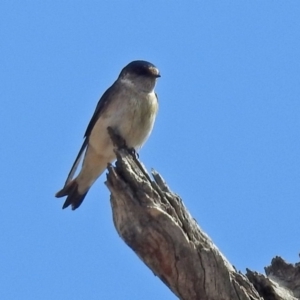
[64,138,88,185]
[84,84,116,138]
[64,83,117,186]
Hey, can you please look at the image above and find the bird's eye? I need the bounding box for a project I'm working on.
[133,67,148,76]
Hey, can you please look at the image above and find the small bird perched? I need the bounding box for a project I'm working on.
[55,60,160,210]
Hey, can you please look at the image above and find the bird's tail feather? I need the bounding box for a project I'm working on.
[55,180,88,210]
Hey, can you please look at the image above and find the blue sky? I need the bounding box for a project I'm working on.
[1,1,300,299]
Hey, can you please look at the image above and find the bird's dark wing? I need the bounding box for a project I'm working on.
[63,82,117,185]
[84,83,117,138]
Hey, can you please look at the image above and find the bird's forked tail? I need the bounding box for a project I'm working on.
[55,180,88,210]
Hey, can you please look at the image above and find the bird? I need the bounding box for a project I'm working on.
[55,60,160,210]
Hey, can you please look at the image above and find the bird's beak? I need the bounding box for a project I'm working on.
[149,66,160,78]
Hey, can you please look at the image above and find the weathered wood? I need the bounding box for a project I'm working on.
[265,256,300,298]
[246,268,297,300]
[105,128,297,299]
[245,257,300,300]
[105,149,258,297]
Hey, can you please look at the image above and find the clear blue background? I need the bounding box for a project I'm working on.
[1,2,299,299]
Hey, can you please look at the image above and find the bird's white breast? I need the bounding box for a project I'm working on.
[89,88,158,157]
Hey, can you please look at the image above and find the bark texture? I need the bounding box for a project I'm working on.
[105,129,298,299]
[245,257,300,300]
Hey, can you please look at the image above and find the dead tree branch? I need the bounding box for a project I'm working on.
[105,127,298,300]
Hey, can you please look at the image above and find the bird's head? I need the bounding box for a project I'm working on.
[118,60,160,93]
